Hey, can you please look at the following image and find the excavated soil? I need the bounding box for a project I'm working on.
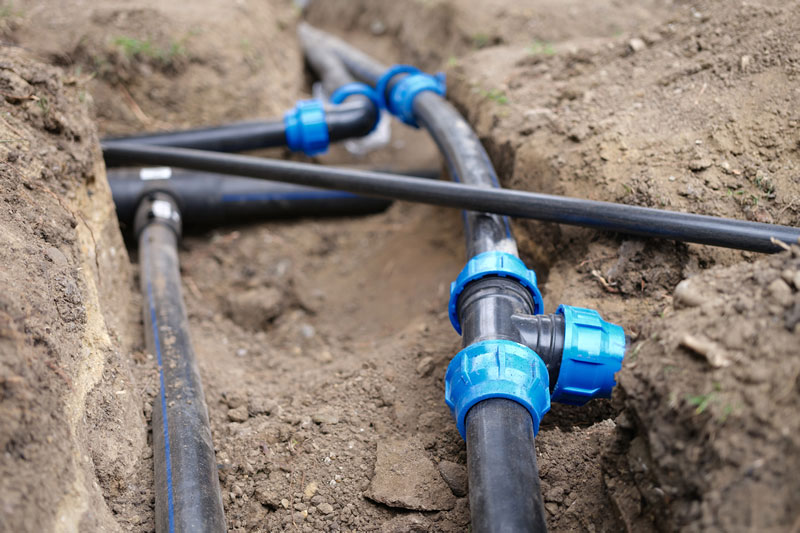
[3,0,799,531]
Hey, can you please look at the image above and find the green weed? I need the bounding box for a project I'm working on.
[472,33,490,49]
[527,40,556,56]
[113,36,186,65]
[480,88,508,105]
[687,392,714,414]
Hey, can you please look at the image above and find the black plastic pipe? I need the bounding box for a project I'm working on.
[101,143,800,254]
[102,104,376,169]
[298,23,547,532]
[137,193,226,533]
[109,167,392,231]
[103,119,287,154]
[466,399,547,532]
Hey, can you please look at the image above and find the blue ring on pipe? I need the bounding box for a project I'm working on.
[386,71,446,127]
[330,82,382,133]
[375,64,420,109]
[445,339,551,440]
[449,251,544,335]
[283,99,330,156]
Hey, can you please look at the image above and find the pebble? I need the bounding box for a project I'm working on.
[249,398,278,416]
[312,412,340,425]
[780,269,800,290]
[688,158,712,171]
[416,356,434,377]
[740,55,752,72]
[680,334,730,368]
[628,38,646,53]
[317,502,334,515]
[674,279,704,307]
[304,481,318,500]
[544,486,565,504]
[300,324,315,339]
[227,405,249,423]
[768,278,793,307]
[437,460,468,497]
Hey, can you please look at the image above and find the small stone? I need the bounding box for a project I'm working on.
[304,481,318,500]
[740,55,752,72]
[370,20,386,35]
[256,489,281,509]
[688,158,712,171]
[317,502,334,514]
[545,486,565,504]
[416,356,434,377]
[768,279,793,307]
[312,412,340,425]
[628,38,646,53]
[674,279,704,308]
[300,324,315,339]
[280,498,290,509]
[249,398,278,416]
[545,502,560,515]
[315,349,333,364]
[228,405,249,423]
[680,334,730,368]
[437,460,468,497]
[223,391,247,409]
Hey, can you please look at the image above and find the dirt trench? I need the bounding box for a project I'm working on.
[1,0,799,532]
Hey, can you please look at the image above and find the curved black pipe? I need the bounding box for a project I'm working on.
[301,24,547,532]
[110,167,392,232]
[137,193,226,533]
[101,143,800,253]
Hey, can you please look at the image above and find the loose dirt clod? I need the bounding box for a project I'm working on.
[366,438,458,511]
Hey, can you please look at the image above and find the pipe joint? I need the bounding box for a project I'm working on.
[330,82,382,133]
[449,251,544,335]
[376,65,445,127]
[445,339,550,440]
[284,99,330,156]
[134,191,182,239]
[549,305,626,405]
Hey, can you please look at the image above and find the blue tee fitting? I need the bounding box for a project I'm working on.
[329,82,383,133]
[445,339,550,440]
[283,99,329,156]
[550,305,626,405]
[449,251,544,335]
[376,65,446,128]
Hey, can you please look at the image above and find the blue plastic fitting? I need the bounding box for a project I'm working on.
[449,251,544,335]
[376,64,446,127]
[445,339,551,440]
[330,82,383,133]
[283,99,329,156]
[550,305,626,406]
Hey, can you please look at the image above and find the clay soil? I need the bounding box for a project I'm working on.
[2,0,799,532]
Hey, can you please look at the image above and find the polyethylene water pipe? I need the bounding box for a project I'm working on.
[298,24,552,531]
[101,143,800,254]
[136,192,227,533]
[295,25,618,533]
[109,167,395,231]
[102,83,379,162]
